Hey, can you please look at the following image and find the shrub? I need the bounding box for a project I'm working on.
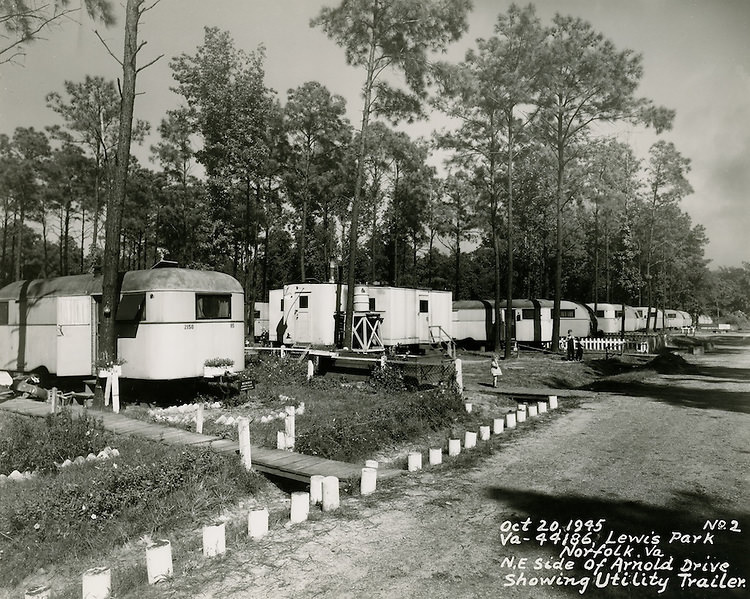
[368,363,407,391]
[0,409,113,475]
[0,438,267,585]
[295,386,466,463]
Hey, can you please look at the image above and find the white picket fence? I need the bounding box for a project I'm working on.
[559,337,649,354]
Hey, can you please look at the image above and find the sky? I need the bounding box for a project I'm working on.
[1,0,749,268]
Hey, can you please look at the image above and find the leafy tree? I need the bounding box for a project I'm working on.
[312,0,471,347]
[0,0,114,65]
[437,170,477,298]
[433,4,545,355]
[47,76,149,256]
[283,81,350,282]
[640,140,693,331]
[535,13,674,350]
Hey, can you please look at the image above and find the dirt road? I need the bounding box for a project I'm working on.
[139,338,750,599]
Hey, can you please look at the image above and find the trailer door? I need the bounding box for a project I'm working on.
[295,293,312,344]
[56,296,93,376]
[417,294,430,343]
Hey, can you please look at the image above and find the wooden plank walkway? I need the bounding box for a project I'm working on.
[463,383,597,400]
[0,398,384,484]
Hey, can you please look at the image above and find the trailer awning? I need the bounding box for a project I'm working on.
[116,293,145,321]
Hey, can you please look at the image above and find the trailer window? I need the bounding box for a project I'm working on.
[521,309,535,320]
[369,298,376,311]
[299,295,309,309]
[596,310,606,318]
[558,309,575,318]
[253,310,261,319]
[0,301,8,325]
[615,311,623,318]
[116,293,146,321]
[419,300,429,313]
[196,294,231,319]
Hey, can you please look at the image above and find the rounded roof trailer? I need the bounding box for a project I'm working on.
[453,298,594,346]
[587,303,639,334]
[0,268,244,380]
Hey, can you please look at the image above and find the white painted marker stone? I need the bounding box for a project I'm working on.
[464,402,472,413]
[407,451,423,471]
[248,508,269,539]
[196,403,204,434]
[82,566,111,599]
[25,585,51,599]
[146,539,173,585]
[365,459,379,469]
[479,425,491,441]
[361,467,377,495]
[309,475,325,505]
[493,418,505,434]
[506,412,517,429]
[464,431,477,449]
[276,431,286,450]
[548,395,559,409]
[429,448,443,466]
[322,476,340,512]
[516,409,527,423]
[538,401,548,414]
[202,522,226,557]
[448,439,461,456]
[290,491,309,524]
[528,404,538,418]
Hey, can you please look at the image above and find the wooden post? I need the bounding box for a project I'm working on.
[111,370,120,414]
[146,540,173,584]
[276,431,286,450]
[49,387,58,414]
[103,373,112,407]
[284,405,295,449]
[238,417,251,470]
[196,403,204,434]
[202,522,226,557]
[82,566,111,599]
[306,359,314,381]
[321,476,340,512]
[248,508,269,539]
[361,467,377,495]
[454,358,463,395]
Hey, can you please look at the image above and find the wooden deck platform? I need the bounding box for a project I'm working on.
[0,398,385,484]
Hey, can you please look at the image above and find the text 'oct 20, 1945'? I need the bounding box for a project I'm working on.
[497,517,746,595]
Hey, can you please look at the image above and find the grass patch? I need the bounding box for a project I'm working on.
[0,409,114,475]
[0,427,268,586]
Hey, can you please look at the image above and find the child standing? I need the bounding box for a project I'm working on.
[490,355,502,388]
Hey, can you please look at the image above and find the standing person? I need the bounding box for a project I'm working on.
[490,355,502,388]
[575,337,584,361]
[566,330,575,361]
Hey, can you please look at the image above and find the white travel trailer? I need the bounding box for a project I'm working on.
[635,306,665,331]
[0,268,244,380]
[587,303,639,334]
[251,301,270,340]
[664,309,693,329]
[453,299,594,347]
[268,283,453,349]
